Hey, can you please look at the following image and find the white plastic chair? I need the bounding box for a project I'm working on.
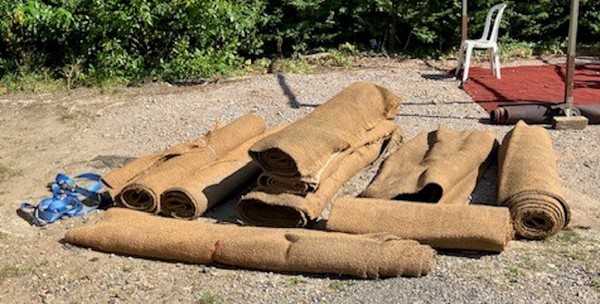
[456,3,507,82]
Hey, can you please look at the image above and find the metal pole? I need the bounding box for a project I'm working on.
[461,0,468,43]
[564,0,579,112]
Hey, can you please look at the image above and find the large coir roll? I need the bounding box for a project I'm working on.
[110,115,266,213]
[497,121,570,239]
[65,208,436,278]
[326,198,513,252]
[159,126,285,219]
[249,81,401,186]
[238,123,402,227]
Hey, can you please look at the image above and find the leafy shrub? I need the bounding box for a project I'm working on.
[0,0,265,85]
[0,0,599,90]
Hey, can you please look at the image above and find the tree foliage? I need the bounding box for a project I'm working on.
[1,0,599,86]
[0,0,265,83]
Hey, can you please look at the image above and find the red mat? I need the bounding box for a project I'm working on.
[462,64,600,112]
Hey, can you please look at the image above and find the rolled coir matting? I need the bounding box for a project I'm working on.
[103,114,266,199]
[238,123,402,227]
[249,81,401,187]
[498,121,570,239]
[65,208,436,278]
[159,126,285,219]
[361,125,496,205]
[326,198,513,252]
[159,163,261,219]
[256,173,312,195]
[114,115,267,213]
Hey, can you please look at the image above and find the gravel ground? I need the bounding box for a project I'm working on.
[0,58,599,303]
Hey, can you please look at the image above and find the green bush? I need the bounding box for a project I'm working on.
[0,0,599,90]
[0,0,265,85]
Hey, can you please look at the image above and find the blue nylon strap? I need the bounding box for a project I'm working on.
[18,172,104,227]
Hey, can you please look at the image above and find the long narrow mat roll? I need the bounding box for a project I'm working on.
[326,198,513,252]
[65,208,436,278]
[498,121,570,239]
[159,126,285,219]
[238,124,402,227]
[249,81,401,188]
[116,116,268,213]
[361,126,496,204]
[103,114,266,200]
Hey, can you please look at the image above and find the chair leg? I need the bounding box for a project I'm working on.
[489,48,495,76]
[462,45,473,82]
[455,42,465,77]
[493,45,501,79]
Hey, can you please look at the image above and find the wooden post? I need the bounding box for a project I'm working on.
[553,0,587,129]
[564,0,579,112]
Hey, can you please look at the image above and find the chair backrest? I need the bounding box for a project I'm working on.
[480,3,507,43]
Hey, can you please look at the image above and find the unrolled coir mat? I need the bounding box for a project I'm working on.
[326,198,513,252]
[65,208,436,278]
[361,125,497,205]
[106,115,266,213]
[498,121,570,239]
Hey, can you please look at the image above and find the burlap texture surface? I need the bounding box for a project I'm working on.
[102,114,266,200]
[361,125,496,204]
[159,126,285,219]
[256,173,312,195]
[249,81,401,187]
[326,198,513,252]
[498,121,570,239]
[238,124,402,227]
[112,115,266,213]
[65,208,436,278]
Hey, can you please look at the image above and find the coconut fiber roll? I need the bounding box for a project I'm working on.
[103,114,266,200]
[238,123,402,227]
[326,198,513,252]
[498,121,570,239]
[65,208,436,278]
[159,126,285,219]
[361,125,497,205]
[114,115,267,213]
[249,81,401,188]
[256,173,312,195]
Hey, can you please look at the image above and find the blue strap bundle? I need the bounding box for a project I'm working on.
[18,173,104,227]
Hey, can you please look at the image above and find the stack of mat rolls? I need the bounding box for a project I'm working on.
[101,114,283,219]
[326,126,514,252]
[65,208,436,278]
[237,81,403,228]
[497,121,570,239]
[71,82,438,279]
[63,81,573,280]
